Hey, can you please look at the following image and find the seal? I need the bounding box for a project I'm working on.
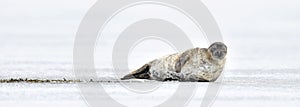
[121,42,227,82]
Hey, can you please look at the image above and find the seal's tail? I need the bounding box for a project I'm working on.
[121,64,150,80]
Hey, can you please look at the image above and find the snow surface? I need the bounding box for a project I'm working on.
[0,0,300,107]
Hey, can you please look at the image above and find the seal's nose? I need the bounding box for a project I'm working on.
[215,51,219,56]
[214,51,223,58]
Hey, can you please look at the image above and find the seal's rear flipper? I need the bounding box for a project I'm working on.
[121,64,150,80]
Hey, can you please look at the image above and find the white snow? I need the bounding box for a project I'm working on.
[0,0,300,107]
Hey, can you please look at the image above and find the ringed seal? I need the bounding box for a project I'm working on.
[121,42,227,82]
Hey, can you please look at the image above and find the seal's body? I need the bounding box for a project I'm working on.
[121,42,227,82]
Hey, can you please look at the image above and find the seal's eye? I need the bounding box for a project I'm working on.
[210,47,216,52]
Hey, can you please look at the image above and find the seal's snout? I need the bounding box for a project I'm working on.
[208,42,227,60]
[214,51,222,58]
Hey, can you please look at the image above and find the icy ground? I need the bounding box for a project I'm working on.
[0,69,299,107]
[1,0,300,106]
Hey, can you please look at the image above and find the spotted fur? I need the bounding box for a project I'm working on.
[121,42,227,82]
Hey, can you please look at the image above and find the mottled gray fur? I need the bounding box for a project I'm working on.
[121,42,227,82]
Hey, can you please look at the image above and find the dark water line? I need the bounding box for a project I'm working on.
[0,78,159,84]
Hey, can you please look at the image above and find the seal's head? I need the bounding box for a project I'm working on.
[208,42,227,60]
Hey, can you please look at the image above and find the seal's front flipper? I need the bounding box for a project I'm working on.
[121,64,150,80]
